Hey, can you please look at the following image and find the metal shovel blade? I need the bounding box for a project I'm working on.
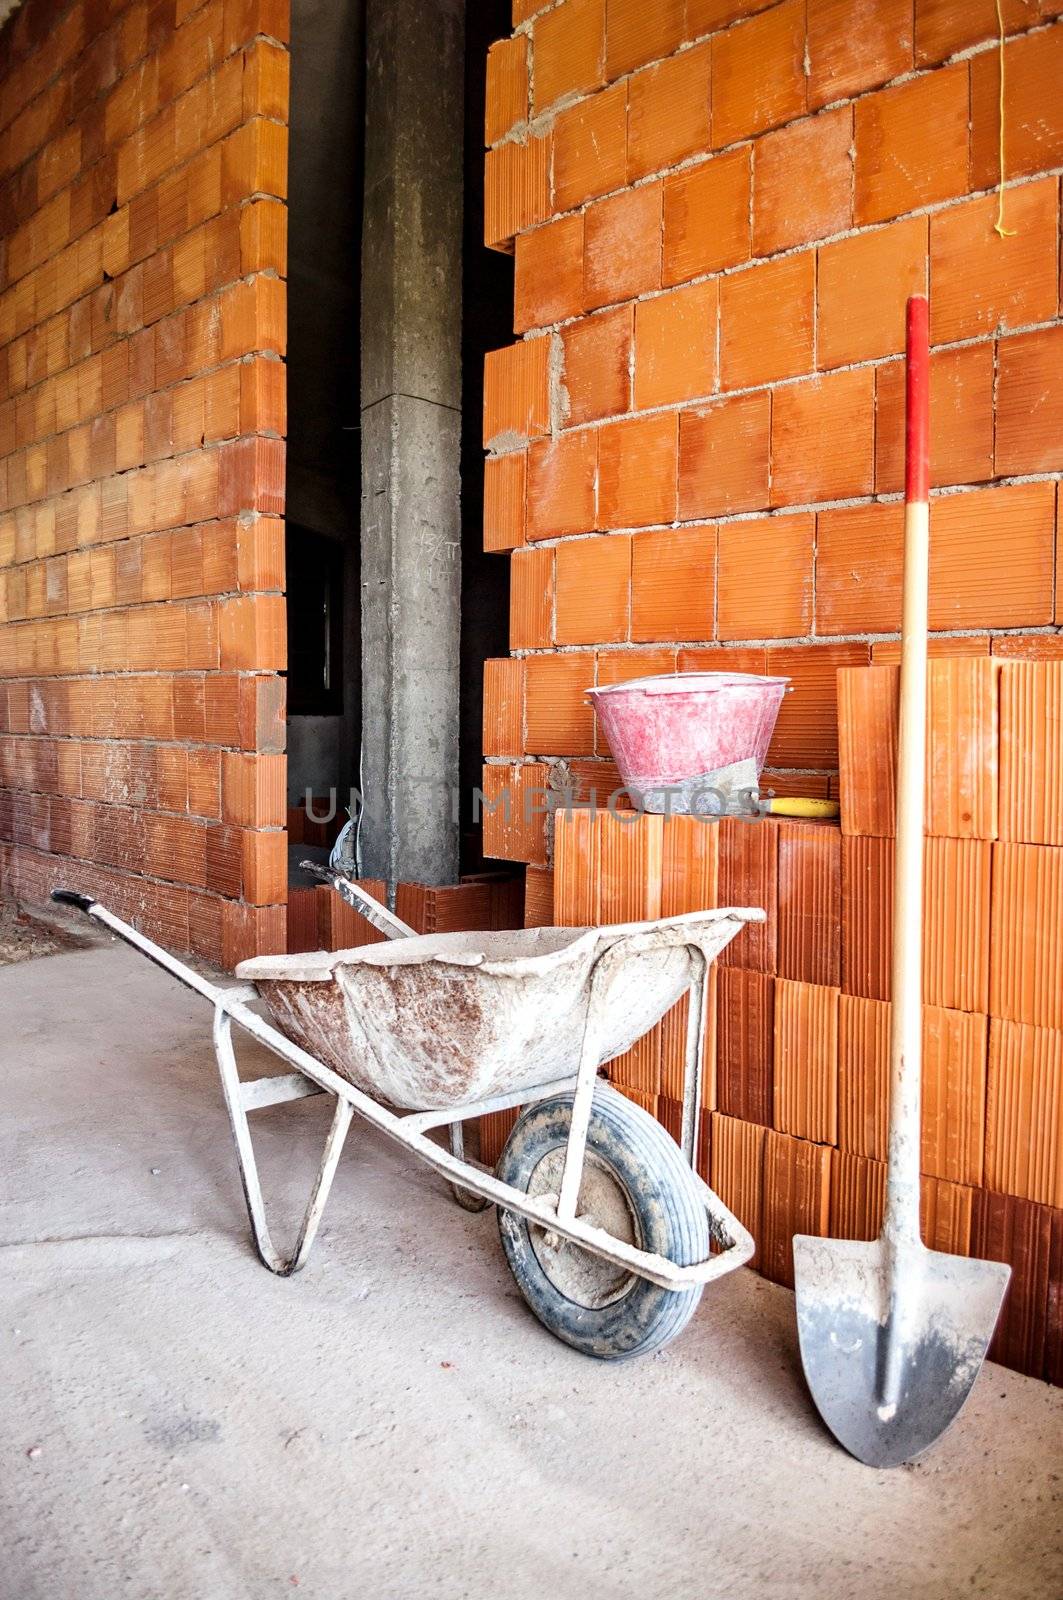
[792,1233,1010,1468]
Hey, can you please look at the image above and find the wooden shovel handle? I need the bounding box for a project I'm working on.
[884,297,931,1247]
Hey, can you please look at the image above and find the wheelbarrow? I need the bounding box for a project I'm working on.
[51,883,762,1360]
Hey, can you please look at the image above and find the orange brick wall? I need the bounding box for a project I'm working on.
[0,0,290,964]
[482,0,1063,864]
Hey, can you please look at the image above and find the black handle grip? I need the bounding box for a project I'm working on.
[50,888,96,913]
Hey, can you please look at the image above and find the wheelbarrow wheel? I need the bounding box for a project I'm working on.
[496,1084,708,1360]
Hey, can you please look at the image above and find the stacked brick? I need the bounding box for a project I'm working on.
[481,0,1063,881]
[522,657,1062,1386]
[0,0,290,965]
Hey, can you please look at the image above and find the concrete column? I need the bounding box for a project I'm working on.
[359,0,464,889]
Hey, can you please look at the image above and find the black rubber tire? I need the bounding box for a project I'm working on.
[496,1084,708,1360]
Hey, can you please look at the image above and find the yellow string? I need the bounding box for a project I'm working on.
[993,0,1016,238]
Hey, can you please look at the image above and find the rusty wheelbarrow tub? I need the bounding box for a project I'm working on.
[52,886,763,1360]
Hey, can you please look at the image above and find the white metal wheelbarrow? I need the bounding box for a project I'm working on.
[52,881,762,1360]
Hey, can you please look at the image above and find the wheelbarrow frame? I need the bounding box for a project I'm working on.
[52,889,757,1295]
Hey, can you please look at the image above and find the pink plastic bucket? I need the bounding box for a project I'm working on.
[588,672,789,793]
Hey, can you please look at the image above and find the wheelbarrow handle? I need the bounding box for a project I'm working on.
[51,888,97,913]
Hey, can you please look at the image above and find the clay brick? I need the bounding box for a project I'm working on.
[633,280,717,411]
[687,0,778,30]
[597,412,677,530]
[218,593,285,671]
[561,305,632,427]
[929,483,1055,632]
[718,815,777,973]
[478,1108,519,1167]
[854,65,969,226]
[483,338,551,449]
[662,147,750,287]
[817,216,927,370]
[774,979,839,1143]
[837,665,897,838]
[992,636,1063,662]
[532,0,604,114]
[595,648,677,687]
[712,0,805,146]
[661,812,720,914]
[875,343,995,495]
[630,524,715,643]
[678,391,770,520]
[920,1175,973,1257]
[985,1018,1062,1208]
[767,642,871,769]
[816,503,904,638]
[584,182,662,312]
[843,834,992,1010]
[926,657,1000,841]
[554,804,598,923]
[1050,1206,1063,1386]
[514,213,584,332]
[991,842,1063,1031]
[484,134,552,249]
[552,82,627,213]
[483,657,524,759]
[930,180,1058,346]
[524,864,554,927]
[524,653,594,755]
[720,252,814,391]
[842,834,893,1003]
[605,0,685,78]
[807,0,913,110]
[717,514,813,640]
[596,808,664,923]
[627,42,711,184]
[481,761,551,866]
[926,841,993,1012]
[970,23,1063,189]
[484,451,527,552]
[830,1150,885,1241]
[777,820,842,986]
[922,1005,988,1187]
[710,1113,765,1269]
[485,34,528,145]
[221,752,285,828]
[837,993,891,1159]
[973,1188,1051,1378]
[761,1129,831,1289]
[771,369,874,508]
[717,967,774,1126]
[555,535,631,645]
[995,326,1063,478]
[526,430,597,540]
[1000,662,1063,846]
[509,545,554,650]
[915,0,1038,67]
[752,107,852,256]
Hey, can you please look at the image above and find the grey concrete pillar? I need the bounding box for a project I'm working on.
[360,0,464,889]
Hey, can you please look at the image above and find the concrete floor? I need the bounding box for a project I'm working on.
[3,936,1061,1600]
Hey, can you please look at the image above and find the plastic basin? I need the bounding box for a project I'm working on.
[588,672,789,792]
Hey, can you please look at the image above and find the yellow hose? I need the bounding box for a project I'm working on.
[766,797,840,819]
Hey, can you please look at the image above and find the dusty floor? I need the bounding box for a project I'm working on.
[0,901,79,965]
[2,935,1061,1600]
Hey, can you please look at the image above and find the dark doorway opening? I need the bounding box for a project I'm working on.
[284,0,365,867]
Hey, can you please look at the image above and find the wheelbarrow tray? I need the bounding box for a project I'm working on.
[236,910,755,1111]
[50,890,762,1306]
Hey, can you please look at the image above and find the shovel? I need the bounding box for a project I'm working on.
[791,295,1010,1469]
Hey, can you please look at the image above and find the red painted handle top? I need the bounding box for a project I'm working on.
[905,294,930,505]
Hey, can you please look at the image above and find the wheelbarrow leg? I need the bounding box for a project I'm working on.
[679,949,709,1169]
[212,1005,354,1277]
[446,1123,491,1213]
